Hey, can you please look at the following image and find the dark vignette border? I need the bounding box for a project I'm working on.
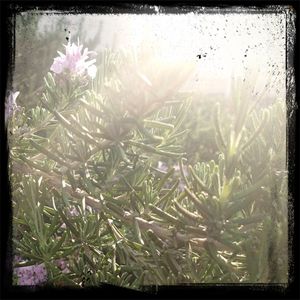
[0,1,299,300]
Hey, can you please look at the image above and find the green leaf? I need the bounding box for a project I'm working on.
[184,187,212,220]
[49,232,67,255]
[149,203,181,226]
[156,179,179,209]
[58,210,80,238]
[173,200,202,222]
[30,140,71,168]
[241,109,269,152]
[188,165,214,197]
[156,167,175,191]
[213,103,226,152]
[133,217,144,245]
[144,119,174,130]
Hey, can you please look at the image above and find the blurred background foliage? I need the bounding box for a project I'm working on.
[9,12,288,288]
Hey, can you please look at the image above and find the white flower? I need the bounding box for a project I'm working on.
[50,40,97,79]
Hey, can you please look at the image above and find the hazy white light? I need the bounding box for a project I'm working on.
[38,11,286,100]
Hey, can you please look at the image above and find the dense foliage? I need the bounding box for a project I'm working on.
[8,14,288,288]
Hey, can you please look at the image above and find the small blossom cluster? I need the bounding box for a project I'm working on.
[13,256,71,285]
[50,41,97,79]
[14,261,47,286]
[5,91,20,124]
[56,259,70,274]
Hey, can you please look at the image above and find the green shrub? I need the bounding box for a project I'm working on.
[9,35,288,288]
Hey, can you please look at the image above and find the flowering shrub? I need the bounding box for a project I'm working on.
[8,39,288,288]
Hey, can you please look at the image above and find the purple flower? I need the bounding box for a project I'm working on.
[57,259,65,269]
[67,206,79,217]
[50,41,97,79]
[157,161,168,173]
[5,91,20,123]
[13,255,22,263]
[55,259,70,274]
[14,263,47,286]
